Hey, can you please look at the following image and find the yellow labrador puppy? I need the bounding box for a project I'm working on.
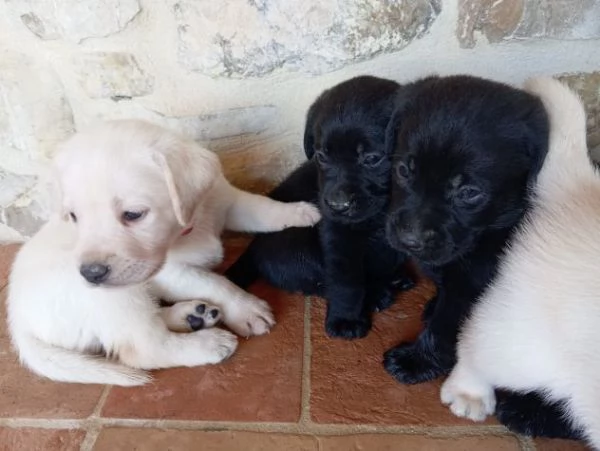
[441,79,600,448]
[8,120,320,386]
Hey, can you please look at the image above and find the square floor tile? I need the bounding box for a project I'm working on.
[0,244,20,290]
[101,281,305,421]
[318,434,520,450]
[93,428,318,451]
[0,288,105,419]
[0,428,85,451]
[309,272,497,426]
[535,438,590,450]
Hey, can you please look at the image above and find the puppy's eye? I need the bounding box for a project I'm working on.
[455,185,485,205]
[122,210,147,222]
[315,151,328,165]
[396,162,410,179]
[361,153,384,167]
[69,212,77,223]
[396,157,415,180]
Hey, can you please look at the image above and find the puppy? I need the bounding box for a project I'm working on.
[226,75,414,339]
[441,78,599,446]
[383,75,549,384]
[7,120,320,386]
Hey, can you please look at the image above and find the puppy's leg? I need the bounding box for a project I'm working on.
[119,327,238,370]
[364,244,414,312]
[441,361,496,422]
[495,391,583,440]
[384,284,464,384]
[225,226,324,295]
[152,265,275,337]
[321,222,372,339]
[225,186,321,232]
[160,300,222,333]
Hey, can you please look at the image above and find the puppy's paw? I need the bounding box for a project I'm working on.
[161,300,222,333]
[383,342,448,384]
[197,328,238,364]
[285,202,321,228]
[325,314,371,339]
[223,297,276,337]
[441,377,495,421]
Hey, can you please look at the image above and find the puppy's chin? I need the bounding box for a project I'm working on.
[320,199,382,225]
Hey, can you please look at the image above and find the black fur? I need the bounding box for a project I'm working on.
[383,75,550,387]
[226,75,414,339]
[494,391,584,440]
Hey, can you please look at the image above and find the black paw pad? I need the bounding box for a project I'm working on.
[186,314,205,331]
[325,316,371,340]
[209,308,219,319]
[195,303,206,315]
[383,343,446,385]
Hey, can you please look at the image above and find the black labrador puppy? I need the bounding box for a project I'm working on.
[382,75,582,441]
[226,75,414,339]
[383,74,550,386]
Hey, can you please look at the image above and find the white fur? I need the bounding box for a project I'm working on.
[440,77,600,448]
[7,120,321,386]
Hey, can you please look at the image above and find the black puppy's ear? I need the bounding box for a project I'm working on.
[385,87,413,157]
[303,101,319,160]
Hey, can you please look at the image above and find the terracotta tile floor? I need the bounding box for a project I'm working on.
[0,243,588,450]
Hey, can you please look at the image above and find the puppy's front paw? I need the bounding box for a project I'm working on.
[383,342,448,384]
[223,297,276,337]
[325,314,371,339]
[162,300,222,333]
[286,202,321,228]
[441,376,495,421]
[200,328,238,364]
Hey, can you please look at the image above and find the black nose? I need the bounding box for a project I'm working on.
[398,229,436,253]
[80,263,110,284]
[325,192,353,213]
[399,232,424,252]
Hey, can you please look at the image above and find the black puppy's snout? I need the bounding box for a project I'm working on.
[80,263,110,284]
[325,190,353,213]
[397,229,437,253]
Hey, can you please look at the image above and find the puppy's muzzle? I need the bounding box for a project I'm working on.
[324,190,354,214]
[80,263,111,284]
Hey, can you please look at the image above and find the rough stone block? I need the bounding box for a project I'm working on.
[6,0,141,43]
[173,0,441,78]
[74,52,154,99]
[458,0,600,48]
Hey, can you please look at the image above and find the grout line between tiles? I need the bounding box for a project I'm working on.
[79,385,112,451]
[299,295,312,427]
[518,435,537,451]
[0,416,515,437]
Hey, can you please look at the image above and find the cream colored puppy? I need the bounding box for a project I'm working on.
[440,78,600,448]
[8,120,321,386]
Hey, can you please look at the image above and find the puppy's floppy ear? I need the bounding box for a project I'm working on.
[384,83,424,158]
[153,141,221,227]
[303,100,321,160]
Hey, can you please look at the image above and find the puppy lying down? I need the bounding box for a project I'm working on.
[441,78,600,447]
[8,120,320,386]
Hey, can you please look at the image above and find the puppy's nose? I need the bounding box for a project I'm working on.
[399,229,436,253]
[80,263,110,284]
[326,192,353,213]
[399,233,424,252]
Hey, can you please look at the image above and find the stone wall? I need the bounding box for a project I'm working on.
[1,0,599,242]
